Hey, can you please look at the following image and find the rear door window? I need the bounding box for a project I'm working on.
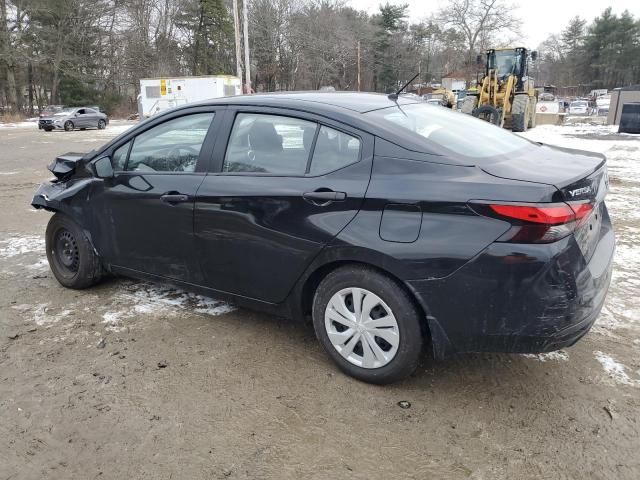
[223,113,316,175]
[309,126,361,176]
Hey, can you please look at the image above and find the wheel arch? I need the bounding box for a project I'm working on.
[292,253,444,357]
[32,181,104,264]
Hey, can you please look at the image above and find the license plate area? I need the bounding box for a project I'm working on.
[574,202,603,260]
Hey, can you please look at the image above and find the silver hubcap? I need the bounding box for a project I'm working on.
[324,287,400,369]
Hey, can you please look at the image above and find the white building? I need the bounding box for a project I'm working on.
[442,71,467,92]
[137,75,241,118]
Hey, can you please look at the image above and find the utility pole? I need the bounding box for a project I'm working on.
[232,0,243,91]
[357,41,361,92]
[242,0,251,93]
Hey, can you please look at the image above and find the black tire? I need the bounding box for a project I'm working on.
[312,265,424,384]
[511,113,526,132]
[64,121,74,132]
[45,213,103,289]
[511,94,529,132]
[472,105,502,126]
[97,119,106,130]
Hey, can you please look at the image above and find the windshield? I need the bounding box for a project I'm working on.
[366,103,533,159]
[54,108,75,116]
[488,50,521,78]
[571,102,587,107]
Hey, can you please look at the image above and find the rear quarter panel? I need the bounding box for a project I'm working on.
[331,149,560,282]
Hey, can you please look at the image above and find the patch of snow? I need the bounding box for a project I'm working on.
[522,350,569,362]
[0,171,19,175]
[100,282,235,332]
[12,303,73,326]
[102,310,128,332]
[115,282,235,318]
[26,258,49,270]
[0,236,45,258]
[0,121,37,129]
[593,351,637,386]
[75,121,135,140]
[102,311,122,323]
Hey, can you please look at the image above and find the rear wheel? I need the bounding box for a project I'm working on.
[312,265,424,384]
[64,121,74,132]
[461,95,478,115]
[511,94,529,132]
[473,105,502,126]
[45,213,103,289]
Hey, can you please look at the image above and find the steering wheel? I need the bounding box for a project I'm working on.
[167,145,198,160]
[166,145,200,171]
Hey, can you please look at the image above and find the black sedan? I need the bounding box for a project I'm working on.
[31,93,614,384]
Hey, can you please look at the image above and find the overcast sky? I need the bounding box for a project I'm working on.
[348,0,640,47]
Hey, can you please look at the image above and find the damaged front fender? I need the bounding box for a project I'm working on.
[47,152,87,180]
[31,178,96,219]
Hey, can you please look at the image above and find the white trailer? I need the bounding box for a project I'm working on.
[137,75,241,118]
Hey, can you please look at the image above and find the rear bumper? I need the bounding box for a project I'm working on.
[409,210,615,357]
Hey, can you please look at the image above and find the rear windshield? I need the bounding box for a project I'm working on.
[365,103,533,159]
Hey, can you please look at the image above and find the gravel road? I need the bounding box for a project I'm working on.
[1,120,638,480]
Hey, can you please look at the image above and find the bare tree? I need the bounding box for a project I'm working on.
[438,0,521,66]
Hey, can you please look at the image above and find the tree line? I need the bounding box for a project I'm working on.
[536,8,640,92]
[0,0,639,116]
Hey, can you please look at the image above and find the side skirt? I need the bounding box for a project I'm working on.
[109,265,290,318]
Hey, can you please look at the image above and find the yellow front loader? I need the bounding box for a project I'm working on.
[461,47,538,132]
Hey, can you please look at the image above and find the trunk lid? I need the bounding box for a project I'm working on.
[480,143,609,261]
[478,144,606,195]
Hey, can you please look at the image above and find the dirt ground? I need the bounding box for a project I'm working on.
[1,121,639,480]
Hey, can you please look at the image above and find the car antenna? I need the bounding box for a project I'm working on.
[388,73,419,101]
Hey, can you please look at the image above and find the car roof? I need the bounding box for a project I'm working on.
[192,92,420,114]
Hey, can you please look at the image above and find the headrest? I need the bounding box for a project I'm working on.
[248,121,282,152]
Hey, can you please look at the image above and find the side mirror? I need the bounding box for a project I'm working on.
[531,51,538,61]
[92,156,114,179]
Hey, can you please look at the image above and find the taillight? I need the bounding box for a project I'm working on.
[471,201,594,244]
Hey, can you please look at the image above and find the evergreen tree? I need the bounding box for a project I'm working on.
[373,3,408,93]
[560,16,586,86]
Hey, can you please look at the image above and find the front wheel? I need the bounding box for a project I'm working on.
[45,213,103,289]
[511,94,530,132]
[97,119,106,130]
[312,266,424,384]
[64,121,74,132]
